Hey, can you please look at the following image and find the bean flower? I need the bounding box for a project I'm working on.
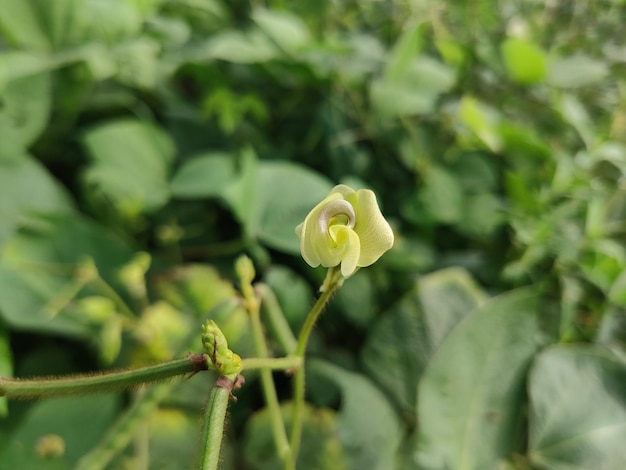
[296,184,394,277]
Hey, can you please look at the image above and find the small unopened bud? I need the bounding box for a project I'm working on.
[201,320,242,376]
[235,255,255,286]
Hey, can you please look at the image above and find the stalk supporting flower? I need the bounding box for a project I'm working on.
[287,185,393,469]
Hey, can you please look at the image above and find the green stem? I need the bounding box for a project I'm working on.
[249,295,291,460]
[286,267,343,470]
[242,356,301,371]
[256,283,298,355]
[0,355,207,399]
[198,377,234,470]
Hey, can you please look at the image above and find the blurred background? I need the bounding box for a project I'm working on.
[1,0,626,469]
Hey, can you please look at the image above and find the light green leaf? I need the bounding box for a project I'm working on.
[207,30,278,63]
[0,215,133,336]
[0,0,50,50]
[0,394,120,466]
[264,265,313,331]
[310,360,402,470]
[362,268,486,412]
[528,345,626,470]
[0,156,74,249]
[384,23,424,83]
[458,95,502,151]
[82,119,175,215]
[170,152,236,198]
[501,38,547,84]
[252,8,311,53]
[0,72,51,156]
[371,56,455,118]
[224,151,333,253]
[419,165,464,224]
[415,287,546,470]
[547,54,609,88]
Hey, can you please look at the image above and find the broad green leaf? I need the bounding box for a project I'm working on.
[310,360,402,470]
[528,345,626,470]
[170,152,236,199]
[500,38,547,84]
[415,287,546,470]
[252,8,311,53]
[419,165,464,224]
[0,156,74,249]
[224,152,333,253]
[0,72,51,156]
[242,403,346,470]
[362,268,486,412]
[371,56,455,118]
[457,192,503,237]
[82,119,175,216]
[458,95,502,152]
[547,54,609,88]
[0,215,133,336]
[207,30,278,63]
[0,394,120,466]
[0,0,50,50]
[384,23,424,83]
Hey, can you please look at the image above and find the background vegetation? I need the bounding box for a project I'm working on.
[1,0,626,468]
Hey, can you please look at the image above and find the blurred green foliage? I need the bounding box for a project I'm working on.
[1,0,626,468]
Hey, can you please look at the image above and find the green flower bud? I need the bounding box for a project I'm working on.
[201,320,242,376]
[295,185,394,277]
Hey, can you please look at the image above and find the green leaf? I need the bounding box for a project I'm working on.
[82,119,175,215]
[419,165,464,224]
[0,394,120,466]
[224,152,333,253]
[458,95,502,151]
[0,215,133,336]
[500,38,547,84]
[528,345,626,470]
[0,0,50,50]
[252,8,311,53]
[170,152,237,199]
[371,56,455,118]
[361,268,486,412]
[547,54,609,88]
[0,156,75,249]
[415,287,547,470]
[207,30,278,63]
[310,360,402,470]
[0,72,51,156]
[384,23,424,83]
[242,403,346,470]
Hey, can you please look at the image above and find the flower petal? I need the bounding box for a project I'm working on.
[297,192,344,268]
[353,189,394,266]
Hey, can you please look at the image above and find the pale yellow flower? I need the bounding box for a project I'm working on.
[295,185,394,277]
